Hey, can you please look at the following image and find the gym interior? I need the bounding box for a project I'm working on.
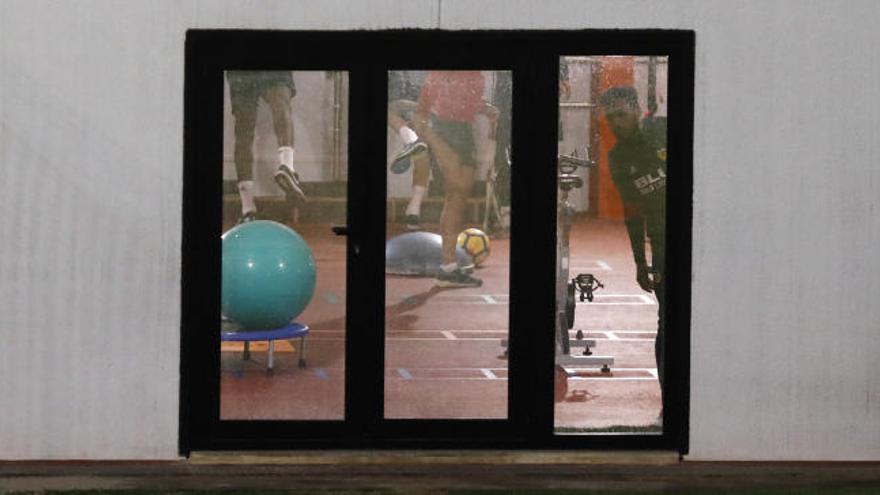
[217,59,670,433]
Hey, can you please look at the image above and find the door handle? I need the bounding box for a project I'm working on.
[332,226,360,255]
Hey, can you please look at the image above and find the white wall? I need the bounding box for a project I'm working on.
[1,0,878,460]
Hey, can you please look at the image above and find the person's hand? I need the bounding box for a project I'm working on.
[636,264,654,293]
[559,80,571,101]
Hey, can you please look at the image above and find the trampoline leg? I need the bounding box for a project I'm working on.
[243,341,251,361]
[298,336,307,368]
[267,340,275,374]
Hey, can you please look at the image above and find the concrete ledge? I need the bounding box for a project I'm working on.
[3,459,880,493]
[188,449,680,466]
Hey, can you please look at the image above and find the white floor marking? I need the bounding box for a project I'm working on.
[567,331,655,342]
[285,329,654,342]
[595,260,613,271]
[239,330,656,343]
[570,260,613,271]
[587,294,656,305]
[305,338,507,342]
[387,375,657,382]
[567,376,657,381]
[283,366,659,382]
[390,367,652,380]
[562,367,656,372]
[637,294,656,304]
[399,367,508,371]
[430,294,509,304]
[385,293,656,305]
[562,366,659,381]
[424,330,507,333]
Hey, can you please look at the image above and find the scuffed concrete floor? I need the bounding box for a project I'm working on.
[2,454,880,493]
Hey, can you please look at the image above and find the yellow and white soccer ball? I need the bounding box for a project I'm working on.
[456,228,491,266]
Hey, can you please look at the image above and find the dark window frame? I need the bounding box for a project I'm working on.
[181,29,694,454]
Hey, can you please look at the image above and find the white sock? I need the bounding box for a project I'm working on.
[440,262,458,273]
[500,206,511,228]
[398,126,418,145]
[278,146,295,170]
[405,185,426,216]
[238,180,256,214]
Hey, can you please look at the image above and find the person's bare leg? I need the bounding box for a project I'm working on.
[389,100,427,173]
[264,85,306,203]
[411,119,480,287]
[404,152,432,229]
[264,85,294,147]
[440,184,472,264]
[412,152,430,188]
[415,123,475,263]
[388,99,419,136]
[388,111,408,133]
[409,120,470,192]
[232,104,258,221]
[435,166,480,288]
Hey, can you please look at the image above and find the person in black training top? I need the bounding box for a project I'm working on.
[599,86,667,421]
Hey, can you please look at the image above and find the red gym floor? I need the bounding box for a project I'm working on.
[219,216,661,432]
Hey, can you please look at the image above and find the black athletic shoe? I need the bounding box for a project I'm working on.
[390,141,428,174]
[434,268,482,288]
[404,214,422,231]
[274,164,307,204]
[458,262,475,275]
[237,211,257,224]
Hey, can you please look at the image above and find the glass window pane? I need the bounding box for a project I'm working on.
[555,56,667,434]
[220,70,348,420]
[384,70,512,419]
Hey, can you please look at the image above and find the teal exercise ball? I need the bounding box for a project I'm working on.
[222,220,316,330]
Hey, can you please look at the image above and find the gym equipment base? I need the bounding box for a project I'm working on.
[556,353,614,373]
[221,322,310,375]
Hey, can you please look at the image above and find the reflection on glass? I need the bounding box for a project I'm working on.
[384,70,512,419]
[554,56,667,434]
[220,71,348,420]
